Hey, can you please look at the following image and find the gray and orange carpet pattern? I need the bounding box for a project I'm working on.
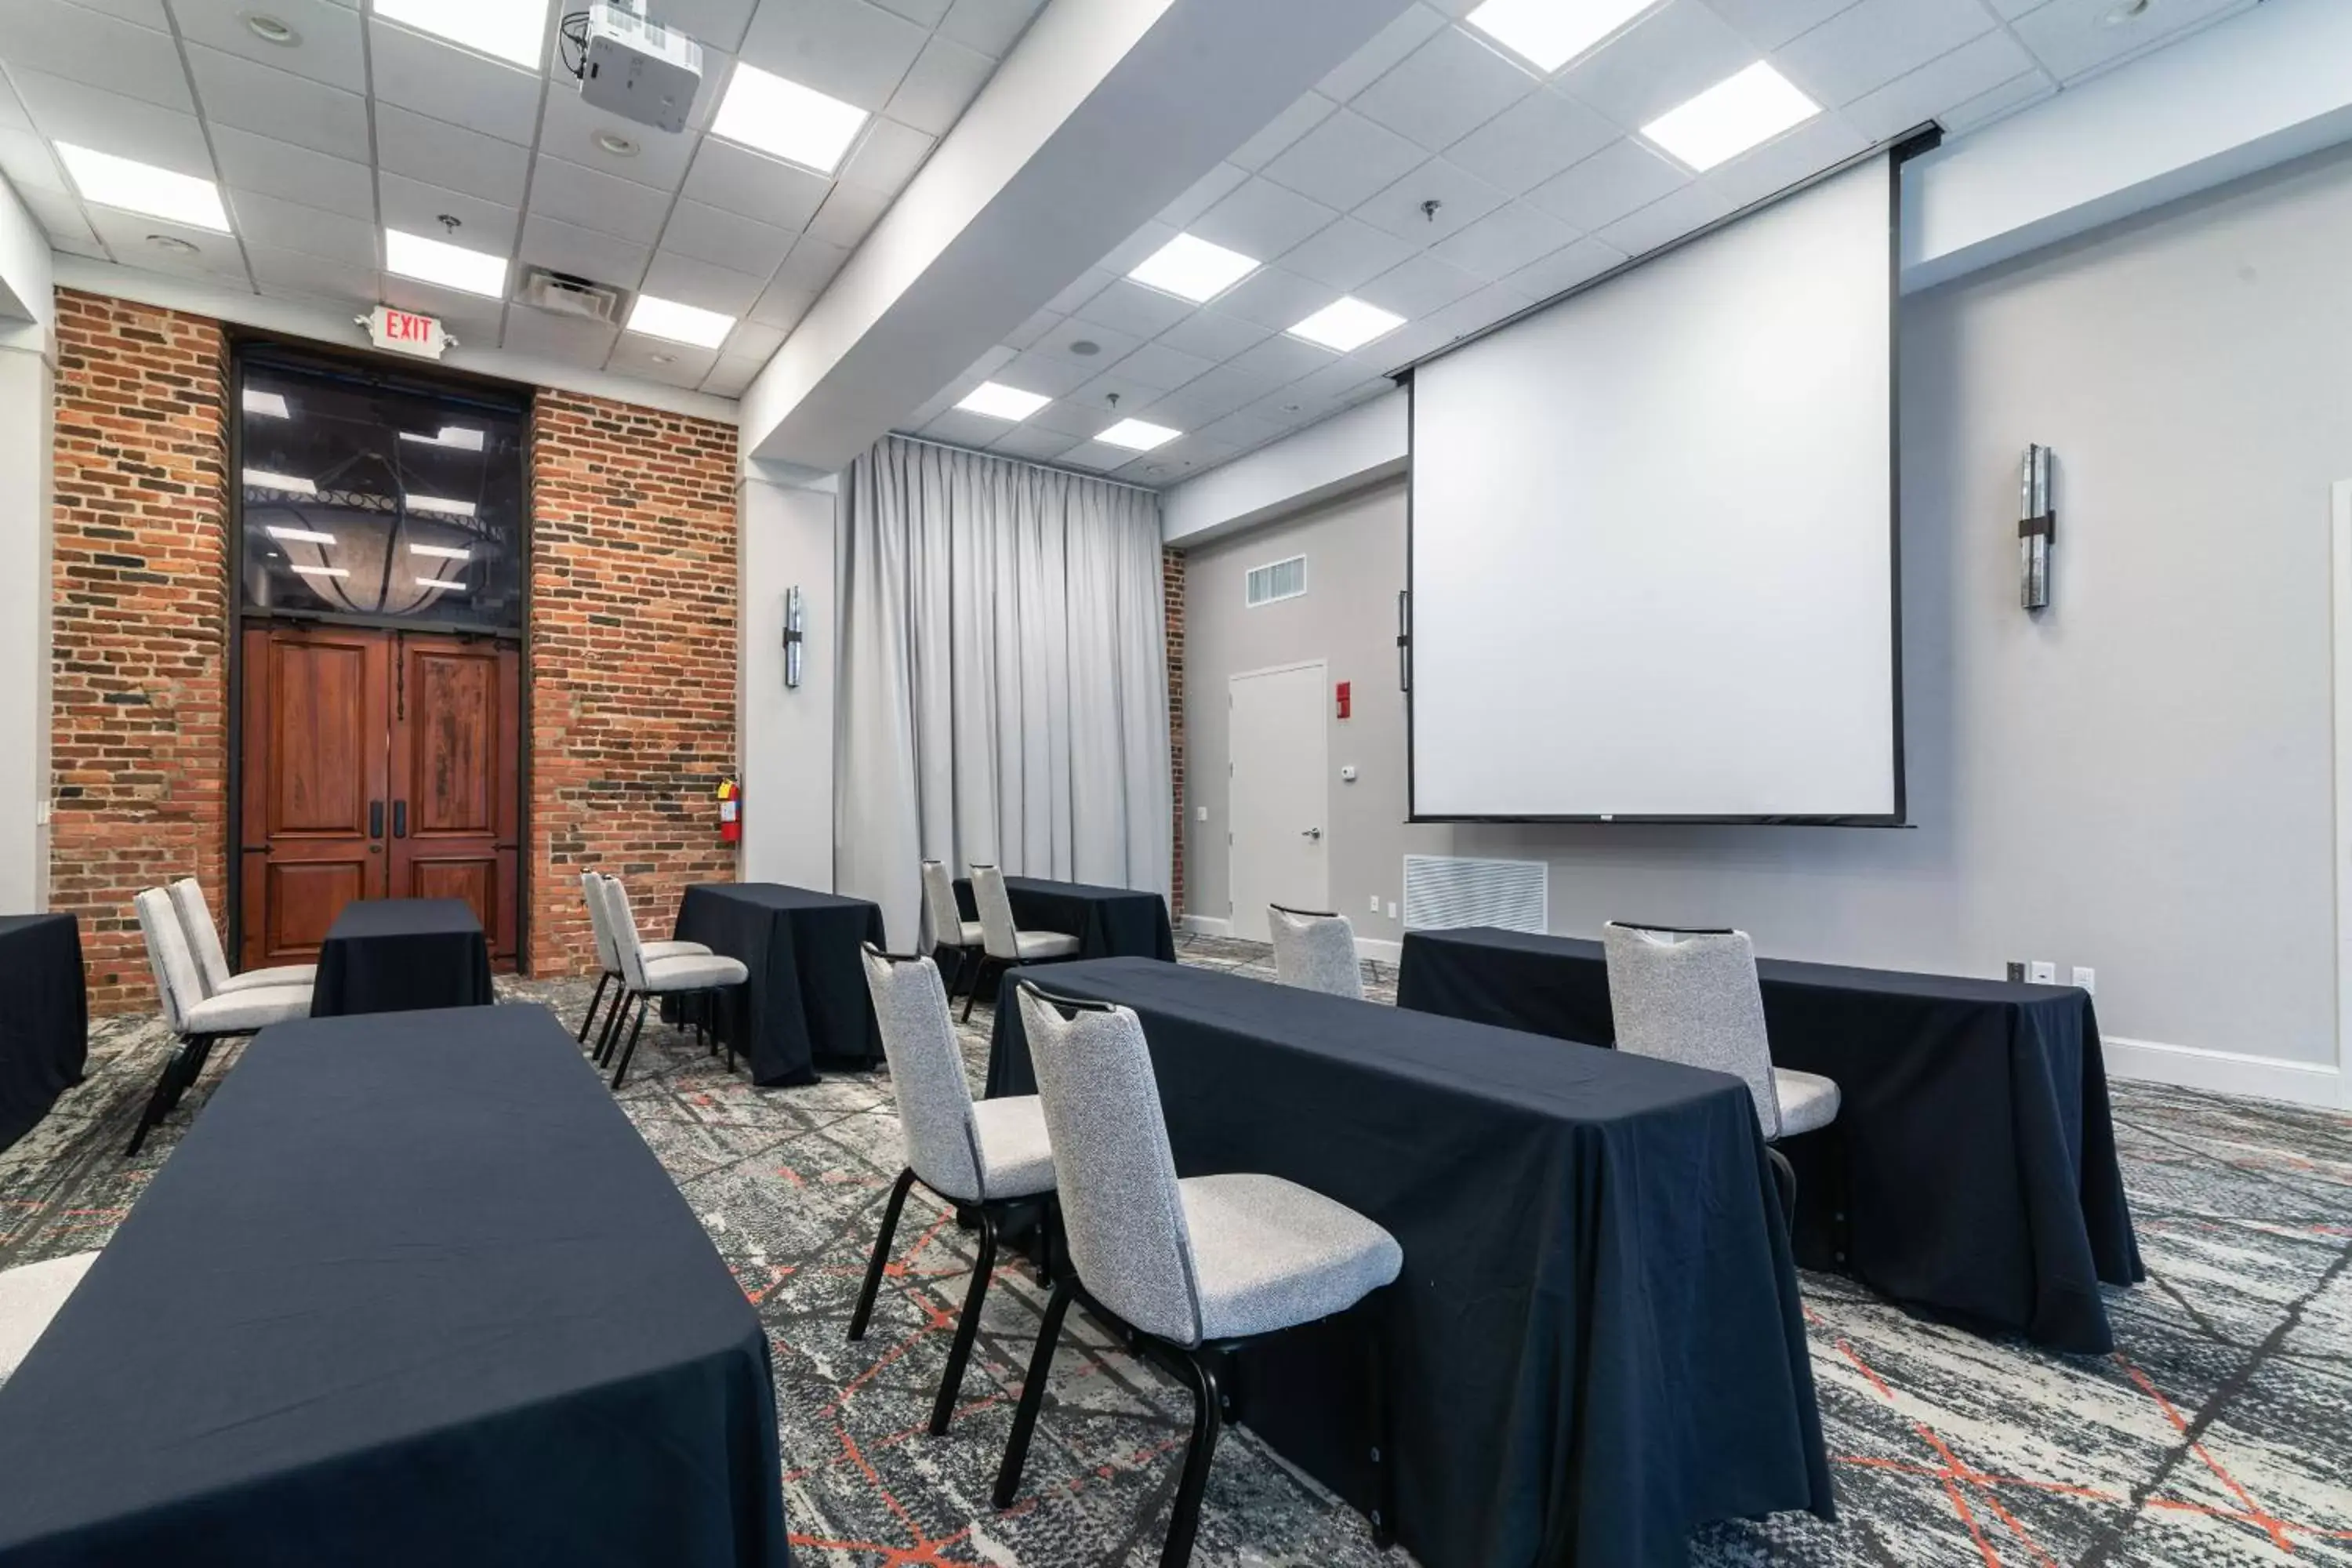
[2,933,2348,1566]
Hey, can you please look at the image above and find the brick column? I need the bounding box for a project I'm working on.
[1164,544,1185,920]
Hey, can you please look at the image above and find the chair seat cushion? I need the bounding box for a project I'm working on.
[1774,1067,1841,1137]
[1012,930,1080,960]
[182,984,313,1034]
[952,920,984,946]
[216,964,317,994]
[965,1095,1056,1201]
[0,1251,99,1381]
[1179,1173,1402,1341]
[640,953,749,992]
[643,940,711,961]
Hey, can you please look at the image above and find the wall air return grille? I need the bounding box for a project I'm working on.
[1245,554,1307,608]
[1402,855,1548,932]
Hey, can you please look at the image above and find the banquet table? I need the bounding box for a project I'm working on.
[310,897,494,1018]
[672,882,885,1084]
[0,915,85,1153]
[988,957,1829,1568]
[1396,926,2143,1353]
[0,1004,790,1568]
[953,875,1174,961]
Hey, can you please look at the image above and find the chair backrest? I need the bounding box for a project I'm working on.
[581,871,620,974]
[134,887,201,1036]
[1601,923,1784,1139]
[1268,905,1363,1000]
[597,876,653,989]
[1015,983,1203,1346]
[859,946,987,1201]
[165,878,233,997]
[970,865,1020,960]
[919,860,966,951]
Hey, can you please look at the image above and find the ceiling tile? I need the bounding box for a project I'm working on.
[1443,86,1619,196]
[1002,307,1060,350]
[986,423,1082,462]
[209,126,374,220]
[1153,308,1269,362]
[1063,369,1158,419]
[1842,26,2034,141]
[518,212,652,289]
[0,70,28,132]
[1001,350,1098,400]
[86,206,248,281]
[1032,317,1141,365]
[1555,0,1755,131]
[539,75,699,191]
[609,336,720,390]
[887,33,995,135]
[501,305,622,368]
[27,0,163,25]
[1526,137,1684,231]
[662,198,796,276]
[13,70,214,178]
[1317,4,1446,101]
[1230,92,1337,172]
[1026,394,1109,436]
[183,45,371,165]
[1704,0,1867,51]
[641,249,770,314]
[227,187,378,267]
[1043,266,1114,317]
[1352,156,1507,241]
[242,241,376,307]
[1773,0,1994,107]
[1428,200,1577,281]
[1070,279,1196,341]
[871,0,952,25]
[1698,109,1866,211]
[1224,331,1334,386]
[1595,176,1736,256]
[1096,220,1179,279]
[20,183,96,243]
[376,107,532,206]
[920,405,1014,446]
[1055,440,1138,472]
[736,0,928,113]
[1110,339,1216,393]
[0,125,66,194]
[647,0,758,50]
[2008,0,2252,83]
[1349,24,1538,151]
[723,318,785,358]
[1259,108,1428,212]
[682,139,832,229]
[939,0,1044,58]
[528,154,676,244]
[1208,265,1338,331]
[1191,176,1338,260]
[804,180,891,247]
[1354,250,1485,318]
[1191,409,1290,453]
[1504,234,1624,300]
[702,354,768,397]
[748,275,815,329]
[1936,67,2053,135]
[169,0,367,89]
[774,233,850,290]
[1277,215,1419,291]
[379,171,519,249]
[2,0,191,111]
[368,19,543,145]
[839,116,935,195]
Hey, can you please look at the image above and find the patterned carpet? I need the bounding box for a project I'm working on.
[3,933,2349,1566]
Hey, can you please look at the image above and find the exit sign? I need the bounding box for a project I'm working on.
[361,304,452,360]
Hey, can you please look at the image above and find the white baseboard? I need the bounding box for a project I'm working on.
[1181,915,1232,938]
[2103,1035,2349,1111]
[1178,914,1401,965]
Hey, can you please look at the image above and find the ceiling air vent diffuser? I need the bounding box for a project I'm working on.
[517,267,626,326]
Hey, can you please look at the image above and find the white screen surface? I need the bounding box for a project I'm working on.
[1409,155,1898,820]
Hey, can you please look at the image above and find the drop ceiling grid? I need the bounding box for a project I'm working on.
[0,0,1043,396]
[914,0,2259,485]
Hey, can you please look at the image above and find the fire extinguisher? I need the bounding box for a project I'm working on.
[717,775,742,844]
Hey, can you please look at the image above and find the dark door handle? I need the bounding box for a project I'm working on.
[369,800,384,839]
[392,801,408,838]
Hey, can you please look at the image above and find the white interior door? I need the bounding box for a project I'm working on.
[1229,661,1329,944]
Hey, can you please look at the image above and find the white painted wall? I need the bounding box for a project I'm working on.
[0,177,51,913]
[738,470,839,891]
[1162,391,1405,546]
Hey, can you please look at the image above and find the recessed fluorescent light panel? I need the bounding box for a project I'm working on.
[1464,0,1658,73]
[1127,234,1259,304]
[415,576,469,591]
[245,470,317,495]
[626,293,735,349]
[408,543,473,561]
[1287,296,1405,353]
[956,382,1052,421]
[243,390,290,419]
[712,62,868,175]
[385,228,508,298]
[265,525,335,544]
[56,143,230,232]
[400,425,485,451]
[1097,419,1179,452]
[290,564,350,579]
[373,0,550,69]
[1641,61,1820,172]
[405,494,477,518]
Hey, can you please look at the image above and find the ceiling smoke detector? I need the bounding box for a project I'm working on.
[243,11,299,45]
[2101,0,2150,21]
[147,234,198,254]
[594,129,641,158]
[1069,339,1100,357]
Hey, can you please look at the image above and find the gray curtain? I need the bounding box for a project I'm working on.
[836,436,1172,949]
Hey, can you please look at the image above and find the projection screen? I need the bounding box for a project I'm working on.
[1406,151,1902,822]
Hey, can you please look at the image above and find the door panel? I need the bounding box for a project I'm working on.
[1228,662,1330,945]
[387,634,521,965]
[263,861,369,956]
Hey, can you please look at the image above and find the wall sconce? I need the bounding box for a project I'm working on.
[2018,445,2055,612]
[782,586,804,689]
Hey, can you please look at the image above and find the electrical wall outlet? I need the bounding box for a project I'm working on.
[1368,895,1380,913]
[1195,805,1207,822]
[2071,966,2096,995]
[2029,960,2056,985]
[2006,961,2026,982]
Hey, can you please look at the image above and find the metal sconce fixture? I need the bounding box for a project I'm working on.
[2018,445,2055,611]
[782,586,804,689]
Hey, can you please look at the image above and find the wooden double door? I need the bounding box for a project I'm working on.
[238,623,521,970]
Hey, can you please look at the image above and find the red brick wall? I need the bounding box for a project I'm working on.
[528,390,739,977]
[48,290,230,1012]
[1164,546,1185,919]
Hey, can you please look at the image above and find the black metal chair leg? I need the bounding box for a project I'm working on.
[849,1168,916,1342]
[993,1278,1075,1509]
[577,972,610,1044]
[929,1207,999,1435]
[949,946,978,1000]
[1365,1298,1396,1549]
[960,957,999,1023]
[595,984,630,1065]
[1766,1145,1798,1228]
[124,1039,191,1156]
[1161,1349,1226,1568]
[610,996,650,1089]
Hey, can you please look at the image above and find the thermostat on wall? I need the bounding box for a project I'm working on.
[1339,765,1358,783]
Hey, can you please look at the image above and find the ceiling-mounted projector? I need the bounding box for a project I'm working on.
[576,2,701,134]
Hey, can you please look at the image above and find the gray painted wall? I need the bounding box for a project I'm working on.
[1181,144,2352,1070]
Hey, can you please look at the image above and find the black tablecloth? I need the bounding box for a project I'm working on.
[0,915,85,1152]
[0,1004,789,1567]
[954,875,1174,961]
[673,883,885,1085]
[310,898,494,1018]
[1396,927,2143,1353]
[988,958,1829,1568]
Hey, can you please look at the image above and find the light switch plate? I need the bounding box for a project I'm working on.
[1196,805,1207,821]
[1368,895,1380,913]
[1386,901,1397,920]
[2071,966,2096,994]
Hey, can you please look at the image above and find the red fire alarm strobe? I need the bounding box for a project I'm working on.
[1336,680,1352,720]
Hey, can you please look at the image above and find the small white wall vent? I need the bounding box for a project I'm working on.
[1245,555,1307,608]
[1403,855,1548,932]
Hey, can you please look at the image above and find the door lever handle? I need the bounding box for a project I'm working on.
[368,800,384,839]
[392,801,408,839]
[1301,827,1323,840]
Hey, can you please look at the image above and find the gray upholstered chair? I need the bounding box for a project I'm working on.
[593,876,746,1089]
[1267,904,1364,1000]
[960,865,1079,1022]
[167,878,314,996]
[993,981,1402,1565]
[128,887,312,1154]
[1600,922,1841,1220]
[0,1251,98,1381]
[920,859,985,1000]
[850,945,1056,1435]
[577,871,709,1053]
